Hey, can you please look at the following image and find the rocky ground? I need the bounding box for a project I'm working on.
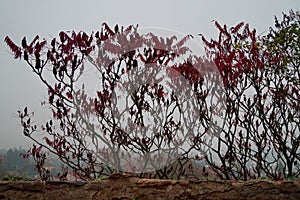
[0,173,299,200]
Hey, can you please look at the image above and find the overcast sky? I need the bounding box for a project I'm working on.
[0,0,299,149]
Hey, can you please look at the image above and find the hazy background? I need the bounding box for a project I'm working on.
[0,0,299,149]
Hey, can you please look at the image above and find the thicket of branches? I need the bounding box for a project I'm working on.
[5,10,300,181]
[201,10,300,181]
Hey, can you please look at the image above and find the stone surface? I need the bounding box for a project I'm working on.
[0,174,299,200]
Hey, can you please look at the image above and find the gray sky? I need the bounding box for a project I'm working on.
[0,0,299,149]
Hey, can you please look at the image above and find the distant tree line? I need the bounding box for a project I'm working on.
[0,147,36,179]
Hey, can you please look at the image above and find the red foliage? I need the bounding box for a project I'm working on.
[5,11,300,181]
[4,36,22,59]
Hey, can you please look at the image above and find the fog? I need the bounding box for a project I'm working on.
[0,0,299,149]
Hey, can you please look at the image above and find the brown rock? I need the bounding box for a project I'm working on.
[0,178,299,200]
